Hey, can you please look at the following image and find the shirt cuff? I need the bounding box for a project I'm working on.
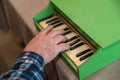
[18,51,45,67]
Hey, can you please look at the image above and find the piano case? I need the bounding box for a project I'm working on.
[34,0,120,80]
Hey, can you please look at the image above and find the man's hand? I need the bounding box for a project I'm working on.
[23,25,70,64]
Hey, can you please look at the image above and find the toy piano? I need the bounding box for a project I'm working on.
[34,0,120,80]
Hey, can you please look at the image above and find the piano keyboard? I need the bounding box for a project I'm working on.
[39,14,96,66]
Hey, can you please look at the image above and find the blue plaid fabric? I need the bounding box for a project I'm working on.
[1,52,46,80]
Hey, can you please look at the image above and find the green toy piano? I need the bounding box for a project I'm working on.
[34,0,120,80]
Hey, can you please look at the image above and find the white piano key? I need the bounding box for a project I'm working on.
[66,44,90,66]
[65,32,77,39]
[53,24,67,30]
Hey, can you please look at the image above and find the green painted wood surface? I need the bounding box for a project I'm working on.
[51,0,120,48]
[79,40,120,80]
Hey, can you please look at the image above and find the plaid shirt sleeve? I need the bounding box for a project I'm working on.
[1,52,46,80]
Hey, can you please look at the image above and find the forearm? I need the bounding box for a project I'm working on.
[1,52,46,80]
[0,25,70,80]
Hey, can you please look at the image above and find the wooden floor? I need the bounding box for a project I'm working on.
[0,29,23,73]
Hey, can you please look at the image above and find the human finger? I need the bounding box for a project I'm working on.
[57,43,70,52]
[40,25,53,35]
[48,29,65,38]
[53,35,68,44]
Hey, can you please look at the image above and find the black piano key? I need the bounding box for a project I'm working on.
[80,52,94,61]
[46,18,59,23]
[63,27,70,31]
[69,38,81,46]
[53,22,64,28]
[48,19,61,25]
[65,36,78,43]
[70,42,84,50]
[76,49,91,57]
[63,30,72,35]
